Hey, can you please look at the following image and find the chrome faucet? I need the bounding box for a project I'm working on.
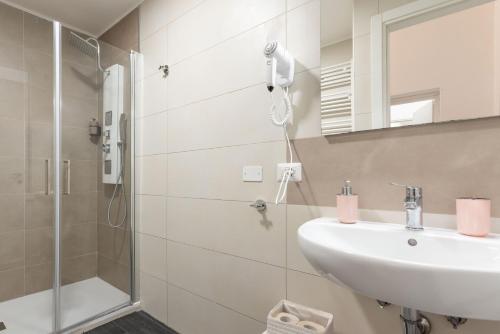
[391,183,423,230]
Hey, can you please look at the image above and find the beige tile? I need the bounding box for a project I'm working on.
[167,197,286,266]
[166,16,285,109]
[287,0,320,73]
[61,192,98,225]
[0,79,24,120]
[0,2,23,45]
[62,61,98,100]
[0,41,23,70]
[28,85,52,124]
[25,50,53,88]
[0,230,24,271]
[23,13,52,55]
[287,269,400,334]
[167,141,285,201]
[353,0,379,37]
[286,204,335,274]
[287,117,500,216]
[98,255,130,293]
[0,194,24,233]
[98,224,130,265]
[140,272,167,324]
[25,227,53,266]
[168,284,265,334]
[62,126,98,160]
[61,223,97,259]
[100,9,139,52]
[0,157,24,193]
[140,233,167,280]
[136,112,167,156]
[62,253,98,285]
[62,95,98,128]
[25,262,52,294]
[69,160,98,193]
[288,68,321,139]
[139,0,204,40]
[167,241,285,321]
[166,0,286,65]
[0,267,25,302]
[167,85,282,153]
[137,155,167,196]
[141,28,167,78]
[0,118,24,157]
[27,123,52,160]
[136,195,166,238]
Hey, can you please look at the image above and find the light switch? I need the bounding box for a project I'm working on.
[242,166,263,182]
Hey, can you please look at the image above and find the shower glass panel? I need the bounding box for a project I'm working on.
[58,26,136,332]
[0,2,140,333]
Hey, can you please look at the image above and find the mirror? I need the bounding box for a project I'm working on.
[320,0,500,135]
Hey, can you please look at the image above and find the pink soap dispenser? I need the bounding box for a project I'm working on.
[337,180,358,224]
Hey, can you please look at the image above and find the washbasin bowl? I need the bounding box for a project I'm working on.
[298,218,500,320]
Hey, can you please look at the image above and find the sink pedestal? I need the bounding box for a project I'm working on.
[401,307,431,334]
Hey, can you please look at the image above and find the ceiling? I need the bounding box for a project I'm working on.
[0,0,143,36]
[321,0,353,47]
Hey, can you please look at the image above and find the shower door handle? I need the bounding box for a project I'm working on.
[45,159,51,195]
[63,160,71,195]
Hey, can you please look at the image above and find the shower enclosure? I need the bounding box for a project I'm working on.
[0,3,141,333]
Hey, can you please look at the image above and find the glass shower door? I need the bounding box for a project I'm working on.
[57,26,134,331]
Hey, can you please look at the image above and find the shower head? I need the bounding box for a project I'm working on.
[69,31,107,73]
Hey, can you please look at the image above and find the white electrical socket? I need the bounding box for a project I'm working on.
[276,163,302,182]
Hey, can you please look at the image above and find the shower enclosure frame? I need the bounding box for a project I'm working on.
[51,21,140,334]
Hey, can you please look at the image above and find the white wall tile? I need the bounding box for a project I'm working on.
[139,0,204,40]
[167,197,286,266]
[166,16,286,109]
[167,85,282,152]
[287,0,320,73]
[140,73,167,117]
[141,28,167,78]
[289,68,321,139]
[140,233,167,280]
[168,284,266,334]
[167,241,286,321]
[136,195,167,238]
[353,34,371,77]
[167,141,285,201]
[353,73,371,115]
[287,269,401,334]
[137,155,167,196]
[136,112,167,156]
[140,272,168,324]
[287,0,314,11]
[167,0,286,65]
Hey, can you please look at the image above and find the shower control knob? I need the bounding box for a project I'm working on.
[105,129,111,139]
[102,144,110,154]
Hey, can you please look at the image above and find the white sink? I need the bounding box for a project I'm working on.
[298,218,500,320]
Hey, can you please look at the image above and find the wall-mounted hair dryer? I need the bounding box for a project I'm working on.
[264,41,294,92]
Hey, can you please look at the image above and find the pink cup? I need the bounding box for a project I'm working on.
[456,198,491,237]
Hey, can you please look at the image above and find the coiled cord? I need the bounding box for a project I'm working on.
[270,86,294,204]
[107,142,127,228]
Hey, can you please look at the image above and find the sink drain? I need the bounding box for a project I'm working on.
[408,238,418,247]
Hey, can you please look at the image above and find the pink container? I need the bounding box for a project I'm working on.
[337,195,358,224]
[456,198,491,237]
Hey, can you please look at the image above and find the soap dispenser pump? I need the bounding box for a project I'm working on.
[336,180,358,224]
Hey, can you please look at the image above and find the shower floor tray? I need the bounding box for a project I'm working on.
[0,277,129,334]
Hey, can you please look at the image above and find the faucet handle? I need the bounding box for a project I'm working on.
[389,182,422,201]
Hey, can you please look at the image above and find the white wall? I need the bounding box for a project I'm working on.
[321,38,352,67]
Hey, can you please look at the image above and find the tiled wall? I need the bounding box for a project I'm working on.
[0,2,100,301]
[136,0,500,333]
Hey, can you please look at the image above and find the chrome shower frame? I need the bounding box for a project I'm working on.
[52,22,141,333]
